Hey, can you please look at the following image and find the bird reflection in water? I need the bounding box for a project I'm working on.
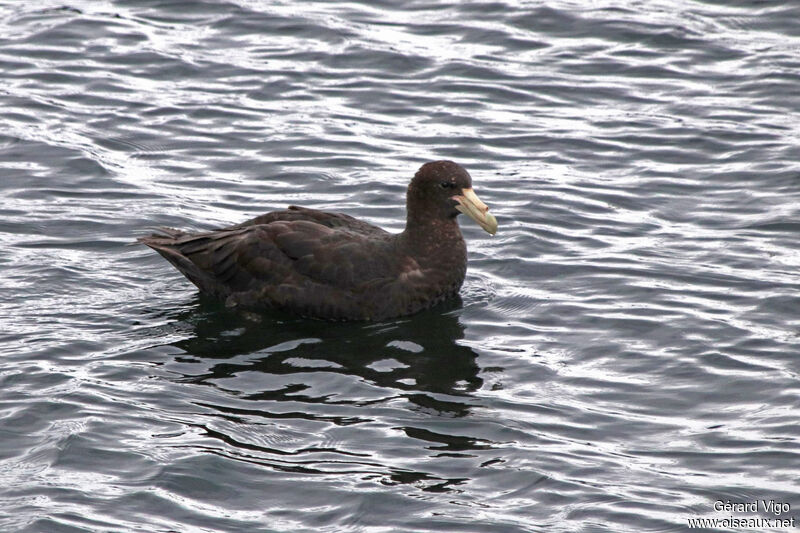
[146,297,492,493]
[166,296,483,417]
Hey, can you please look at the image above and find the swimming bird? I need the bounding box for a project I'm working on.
[139,160,497,320]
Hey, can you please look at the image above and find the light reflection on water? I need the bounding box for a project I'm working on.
[1,0,800,531]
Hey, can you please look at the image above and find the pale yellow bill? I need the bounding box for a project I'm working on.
[454,188,498,235]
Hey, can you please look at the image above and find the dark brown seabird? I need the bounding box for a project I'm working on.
[138,160,498,320]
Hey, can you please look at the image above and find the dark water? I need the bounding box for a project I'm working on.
[2,1,800,531]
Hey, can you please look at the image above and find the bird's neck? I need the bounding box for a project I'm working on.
[400,216,465,261]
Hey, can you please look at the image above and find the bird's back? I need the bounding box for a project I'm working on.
[233,205,389,237]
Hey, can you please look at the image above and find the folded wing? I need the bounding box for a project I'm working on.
[138,216,412,319]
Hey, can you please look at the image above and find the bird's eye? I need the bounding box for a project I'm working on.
[440,182,454,189]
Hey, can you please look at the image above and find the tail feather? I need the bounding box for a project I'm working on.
[138,233,224,297]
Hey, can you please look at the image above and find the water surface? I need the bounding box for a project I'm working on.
[2,1,800,531]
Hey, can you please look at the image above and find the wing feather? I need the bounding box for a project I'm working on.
[138,206,461,320]
[234,205,388,237]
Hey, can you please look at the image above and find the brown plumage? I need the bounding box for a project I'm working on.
[138,160,497,321]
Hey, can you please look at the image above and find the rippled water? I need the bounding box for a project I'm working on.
[2,1,800,531]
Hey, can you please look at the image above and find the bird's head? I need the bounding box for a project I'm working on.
[407,160,498,235]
